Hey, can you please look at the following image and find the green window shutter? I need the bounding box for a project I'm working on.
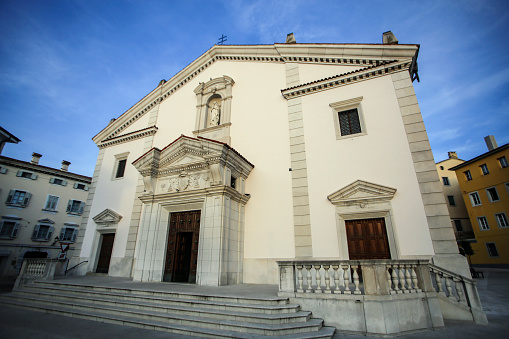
[49,177,55,184]
[78,202,85,215]
[6,190,15,204]
[84,185,89,191]
[59,228,65,240]
[73,183,78,189]
[32,225,40,239]
[22,192,31,207]
[47,226,54,240]
[71,229,78,242]
[16,170,22,177]
[11,222,20,238]
[0,167,7,174]
[51,196,59,210]
[31,173,38,180]
[62,180,67,186]
[66,200,72,213]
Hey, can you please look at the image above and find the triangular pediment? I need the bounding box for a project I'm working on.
[92,209,122,225]
[328,180,396,205]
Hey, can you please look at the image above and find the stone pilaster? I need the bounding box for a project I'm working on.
[392,71,469,276]
[285,62,313,257]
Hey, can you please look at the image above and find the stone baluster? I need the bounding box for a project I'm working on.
[315,265,323,293]
[352,265,361,295]
[296,265,304,293]
[342,264,351,294]
[38,261,45,276]
[435,271,445,296]
[453,278,465,303]
[305,265,313,293]
[405,264,413,292]
[332,265,340,294]
[411,265,421,292]
[323,265,332,294]
[391,265,400,294]
[398,264,407,293]
[445,275,454,299]
[387,265,394,293]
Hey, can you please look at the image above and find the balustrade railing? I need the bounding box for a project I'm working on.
[429,264,469,306]
[13,258,64,290]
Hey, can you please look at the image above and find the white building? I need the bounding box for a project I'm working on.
[0,149,91,280]
[72,32,468,288]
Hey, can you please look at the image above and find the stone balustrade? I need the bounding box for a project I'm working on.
[278,259,430,296]
[14,258,66,290]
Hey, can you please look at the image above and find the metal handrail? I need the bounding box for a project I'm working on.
[65,260,88,275]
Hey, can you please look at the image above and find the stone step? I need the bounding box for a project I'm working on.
[33,280,289,306]
[0,296,335,338]
[23,284,300,315]
[9,291,311,325]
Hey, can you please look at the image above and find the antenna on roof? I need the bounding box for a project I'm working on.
[218,34,227,45]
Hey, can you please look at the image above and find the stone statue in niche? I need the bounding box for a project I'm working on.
[208,100,221,126]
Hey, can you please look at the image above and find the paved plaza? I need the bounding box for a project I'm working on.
[0,268,507,338]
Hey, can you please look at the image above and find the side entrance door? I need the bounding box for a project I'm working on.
[345,218,391,259]
[96,233,115,273]
[164,210,200,283]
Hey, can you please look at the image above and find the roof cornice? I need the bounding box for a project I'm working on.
[94,43,419,146]
[449,143,509,171]
[0,156,91,182]
[97,126,158,149]
[281,59,412,99]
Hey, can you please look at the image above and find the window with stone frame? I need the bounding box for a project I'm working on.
[477,216,489,231]
[330,96,366,140]
[112,152,129,180]
[495,213,509,228]
[66,199,85,215]
[16,170,37,180]
[469,192,481,206]
[338,108,362,136]
[486,187,500,202]
[50,177,67,186]
[32,223,54,241]
[0,218,20,239]
[43,195,59,212]
[499,156,508,168]
[5,189,31,208]
[486,242,499,257]
[59,226,78,242]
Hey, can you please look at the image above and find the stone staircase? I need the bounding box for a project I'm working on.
[0,280,335,338]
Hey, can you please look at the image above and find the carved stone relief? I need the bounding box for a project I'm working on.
[165,171,211,192]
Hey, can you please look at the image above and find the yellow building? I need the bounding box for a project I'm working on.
[450,136,509,267]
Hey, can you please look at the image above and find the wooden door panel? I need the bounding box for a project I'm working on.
[346,218,390,260]
[96,233,115,273]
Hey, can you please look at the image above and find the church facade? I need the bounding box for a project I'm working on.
[71,32,468,287]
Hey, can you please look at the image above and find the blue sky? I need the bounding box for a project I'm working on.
[1,0,508,176]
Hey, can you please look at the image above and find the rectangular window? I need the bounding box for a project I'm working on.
[495,213,509,228]
[5,189,32,208]
[486,187,500,202]
[442,177,450,186]
[31,224,54,241]
[469,192,481,206]
[0,220,20,238]
[498,156,508,168]
[480,164,489,175]
[338,108,362,136]
[486,243,499,257]
[50,177,67,186]
[73,183,89,191]
[464,170,472,181]
[43,195,59,211]
[60,227,79,242]
[230,175,236,189]
[0,166,7,174]
[16,170,37,180]
[477,216,490,230]
[66,200,85,215]
[447,195,456,206]
[115,159,127,178]
[453,219,463,232]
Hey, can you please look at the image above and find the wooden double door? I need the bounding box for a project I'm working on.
[345,218,391,259]
[164,210,201,283]
[96,233,115,273]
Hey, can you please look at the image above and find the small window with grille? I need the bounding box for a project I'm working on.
[329,96,366,140]
[338,108,362,136]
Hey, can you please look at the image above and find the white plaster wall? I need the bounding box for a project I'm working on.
[151,61,296,260]
[300,75,434,258]
[81,140,146,259]
[119,111,152,135]
[298,64,364,85]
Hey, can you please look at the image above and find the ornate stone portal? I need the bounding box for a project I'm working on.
[132,135,254,286]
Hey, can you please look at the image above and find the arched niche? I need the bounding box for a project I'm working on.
[193,76,234,144]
